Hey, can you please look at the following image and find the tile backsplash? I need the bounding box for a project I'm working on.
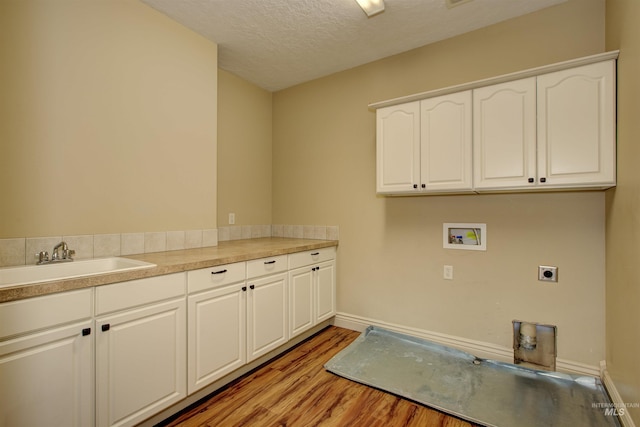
[0,229,218,268]
[217,224,339,241]
[0,224,338,267]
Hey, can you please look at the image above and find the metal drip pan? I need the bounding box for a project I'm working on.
[325,326,619,427]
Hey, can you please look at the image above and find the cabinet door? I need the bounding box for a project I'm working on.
[0,321,94,427]
[187,283,246,394]
[315,260,336,324]
[473,78,537,189]
[96,298,186,427]
[289,267,314,338]
[376,102,421,194]
[247,273,288,362]
[537,60,616,187]
[420,91,473,192]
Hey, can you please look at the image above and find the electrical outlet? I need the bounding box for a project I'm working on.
[228,213,235,225]
[444,265,453,280]
[538,266,558,282]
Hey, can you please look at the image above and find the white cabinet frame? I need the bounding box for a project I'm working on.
[373,51,619,195]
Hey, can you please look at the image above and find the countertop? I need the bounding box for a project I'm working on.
[0,237,338,303]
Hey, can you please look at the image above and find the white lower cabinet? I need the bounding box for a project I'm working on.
[187,283,246,394]
[0,246,337,427]
[186,256,289,393]
[288,247,336,338]
[288,267,314,337]
[0,289,94,427]
[0,322,94,427]
[246,256,289,362]
[246,273,288,361]
[95,274,186,427]
[315,261,337,323]
[187,263,246,394]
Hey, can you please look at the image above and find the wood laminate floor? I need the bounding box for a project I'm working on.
[159,326,479,427]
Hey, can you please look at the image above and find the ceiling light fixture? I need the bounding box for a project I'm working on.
[355,0,385,17]
[445,0,474,8]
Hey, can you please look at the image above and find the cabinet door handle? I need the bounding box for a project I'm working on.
[101,324,110,332]
[311,252,320,256]
[82,328,91,336]
[528,177,534,183]
[421,184,426,188]
[264,260,276,265]
[413,184,418,189]
[250,284,255,290]
[242,286,247,292]
[211,269,227,275]
[540,177,547,183]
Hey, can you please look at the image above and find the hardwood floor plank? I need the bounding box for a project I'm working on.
[159,326,478,427]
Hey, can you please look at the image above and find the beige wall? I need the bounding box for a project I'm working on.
[273,0,608,367]
[0,0,218,238]
[605,0,640,422]
[217,70,272,227]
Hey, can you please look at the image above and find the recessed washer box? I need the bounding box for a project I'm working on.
[443,223,486,251]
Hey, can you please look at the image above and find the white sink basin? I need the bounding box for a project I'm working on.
[0,257,156,288]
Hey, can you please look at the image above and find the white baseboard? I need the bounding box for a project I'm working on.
[600,361,637,427]
[334,312,600,377]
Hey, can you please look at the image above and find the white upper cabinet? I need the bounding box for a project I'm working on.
[537,60,616,188]
[373,52,618,195]
[420,91,473,192]
[473,78,537,190]
[376,101,420,194]
[376,92,472,194]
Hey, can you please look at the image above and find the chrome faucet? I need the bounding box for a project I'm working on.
[36,241,75,265]
[52,241,75,262]
[36,251,49,265]
[52,241,67,261]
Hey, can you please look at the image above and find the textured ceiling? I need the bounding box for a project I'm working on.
[141,0,567,92]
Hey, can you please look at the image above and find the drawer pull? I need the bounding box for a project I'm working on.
[264,260,276,265]
[311,252,320,256]
[82,328,91,336]
[101,324,110,332]
[211,269,228,275]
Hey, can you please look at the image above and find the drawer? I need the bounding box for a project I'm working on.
[187,262,245,293]
[246,255,288,279]
[288,246,336,269]
[0,289,93,339]
[95,273,185,315]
